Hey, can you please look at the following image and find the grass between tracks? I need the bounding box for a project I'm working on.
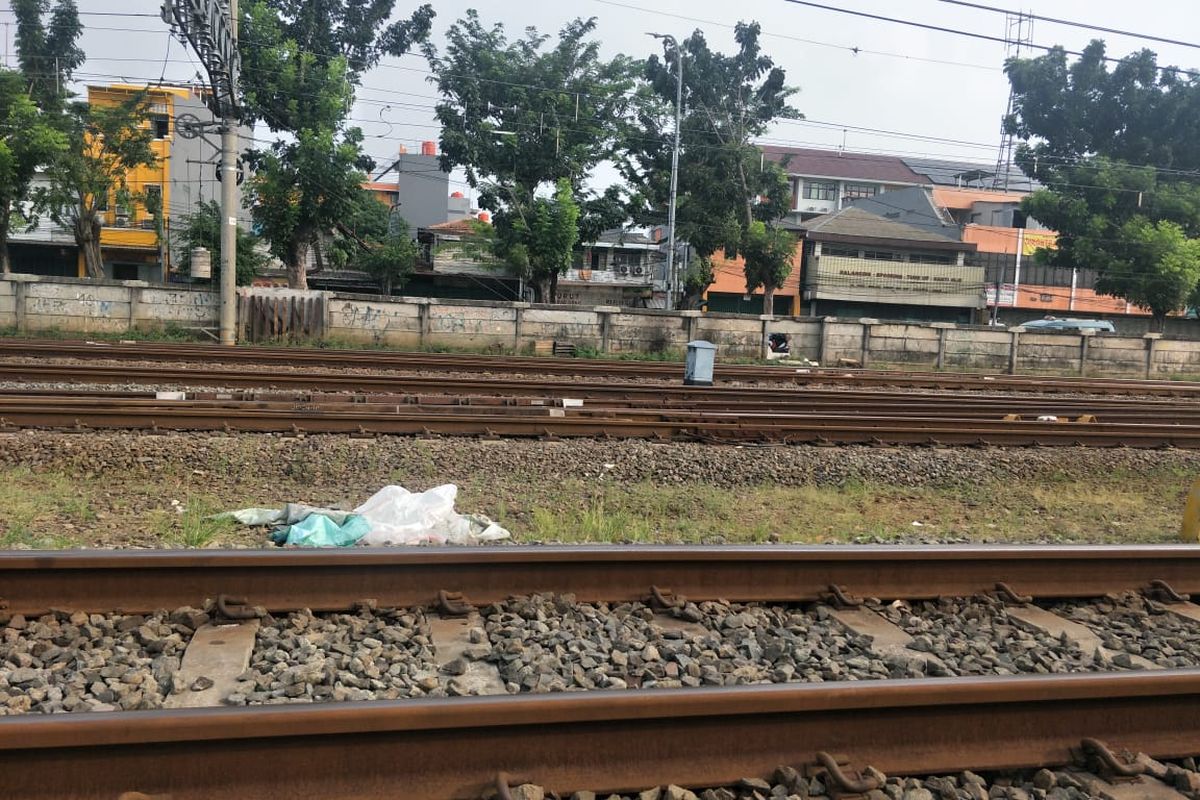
[0,463,1188,549]
[504,472,1185,545]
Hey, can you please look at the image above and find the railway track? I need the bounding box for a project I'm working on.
[4,546,1200,798]
[3,385,1200,446]
[5,337,1200,395]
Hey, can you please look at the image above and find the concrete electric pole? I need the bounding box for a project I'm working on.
[647,33,681,311]
[163,0,241,346]
[219,0,238,346]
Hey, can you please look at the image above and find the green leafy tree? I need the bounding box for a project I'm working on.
[1098,218,1200,323]
[1,0,81,275]
[0,69,66,275]
[175,199,265,285]
[1007,41,1200,329]
[621,22,800,309]
[239,0,433,289]
[490,179,580,301]
[741,220,796,314]
[319,189,418,295]
[12,0,83,112]
[353,214,418,296]
[30,97,157,279]
[423,11,634,300]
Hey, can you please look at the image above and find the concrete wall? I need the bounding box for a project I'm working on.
[4,274,1200,379]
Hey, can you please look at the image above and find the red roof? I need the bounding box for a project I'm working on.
[760,145,928,185]
[426,218,485,235]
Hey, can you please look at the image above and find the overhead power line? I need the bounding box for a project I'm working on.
[779,0,1199,77]
[935,0,1200,51]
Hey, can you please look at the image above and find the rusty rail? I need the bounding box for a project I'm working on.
[4,337,1200,395]
[3,671,1200,798]
[3,547,1200,797]
[5,384,1200,424]
[1,392,1199,446]
[5,545,1200,616]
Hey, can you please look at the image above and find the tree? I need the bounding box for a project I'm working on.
[238,0,433,289]
[491,179,580,301]
[621,22,800,308]
[423,12,634,300]
[741,220,796,314]
[1097,219,1200,325]
[30,97,157,279]
[175,199,266,286]
[1,0,81,275]
[352,213,418,296]
[319,188,418,295]
[0,69,66,274]
[11,0,83,112]
[1006,40,1200,329]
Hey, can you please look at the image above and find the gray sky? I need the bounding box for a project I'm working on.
[3,0,1198,202]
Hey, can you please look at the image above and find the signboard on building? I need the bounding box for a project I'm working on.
[986,283,1017,306]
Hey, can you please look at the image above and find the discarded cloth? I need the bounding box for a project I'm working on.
[269,513,371,547]
[217,484,510,547]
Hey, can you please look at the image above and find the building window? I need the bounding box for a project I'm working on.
[151,113,170,139]
[612,250,641,267]
[909,252,953,265]
[803,181,837,201]
[822,245,859,258]
[863,250,899,261]
[112,264,139,280]
[843,183,878,199]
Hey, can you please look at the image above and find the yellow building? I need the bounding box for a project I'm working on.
[86,84,190,281]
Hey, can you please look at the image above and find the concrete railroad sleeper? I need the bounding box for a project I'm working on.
[4,546,1200,798]
[1,392,1200,447]
[5,338,1200,396]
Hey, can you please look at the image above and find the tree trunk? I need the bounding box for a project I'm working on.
[549,271,559,304]
[74,213,105,279]
[762,286,775,316]
[287,239,309,290]
[1151,311,1167,333]
[0,201,11,276]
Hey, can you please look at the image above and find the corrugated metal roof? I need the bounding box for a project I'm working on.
[904,156,1039,192]
[760,146,928,184]
[801,206,973,249]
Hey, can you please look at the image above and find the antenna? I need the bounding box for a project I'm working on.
[993,10,1034,192]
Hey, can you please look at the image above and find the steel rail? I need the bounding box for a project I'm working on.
[2,360,1197,407]
[2,396,1199,446]
[4,545,1200,616]
[4,337,1200,395]
[1,390,1195,426]
[2,671,1200,799]
[6,385,1200,420]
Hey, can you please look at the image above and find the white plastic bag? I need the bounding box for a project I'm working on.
[354,484,510,546]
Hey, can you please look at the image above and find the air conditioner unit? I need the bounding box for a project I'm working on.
[617,265,629,276]
[632,265,645,276]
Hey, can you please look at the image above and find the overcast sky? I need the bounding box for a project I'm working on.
[2,0,1197,204]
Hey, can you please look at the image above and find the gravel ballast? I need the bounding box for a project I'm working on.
[479,595,885,692]
[6,430,1196,492]
[0,607,199,715]
[1043,593,1200,669]
[874,596,1124,676]
[509,757,1200,800]
[234,606,438,705]
[5,593,1200,715]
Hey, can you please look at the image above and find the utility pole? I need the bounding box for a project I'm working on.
[163,0,241,345]
[648,32,682,311]
[219,0,238,346]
